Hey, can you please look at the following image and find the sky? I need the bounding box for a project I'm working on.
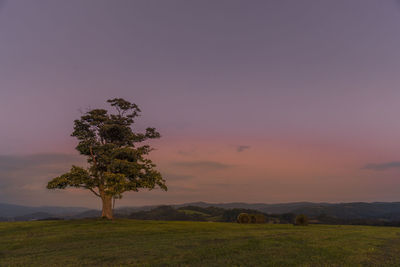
[1,0,400,208]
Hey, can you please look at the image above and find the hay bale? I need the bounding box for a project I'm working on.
[255,214,266,223]
[237,213,250,223]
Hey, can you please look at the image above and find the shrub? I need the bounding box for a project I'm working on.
[294,214,309,226]
[237,213,250,223]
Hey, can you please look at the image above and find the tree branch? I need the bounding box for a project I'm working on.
[89,146,97,166]
[88,188,101,197]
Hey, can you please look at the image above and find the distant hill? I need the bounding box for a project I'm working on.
[13,212,58,221]
[288,202,400,220]
[124,205,292,224]
[0,203,90,218]
[70,209,101,219]
[170,201,400,220]
[172,201,322,214]
[3,201,400,223]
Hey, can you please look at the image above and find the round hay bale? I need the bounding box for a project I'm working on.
[237,213,250,223]
[294,214,309,226]
[255,214,266,223]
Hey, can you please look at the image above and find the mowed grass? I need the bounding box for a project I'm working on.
[1,220,400,266]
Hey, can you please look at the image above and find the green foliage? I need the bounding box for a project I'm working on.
[237,213,250,223]
[46,166,93,189]
[295,214,309,226]
[47,98,166,218]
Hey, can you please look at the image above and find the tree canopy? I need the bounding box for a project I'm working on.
[47,98,167,219]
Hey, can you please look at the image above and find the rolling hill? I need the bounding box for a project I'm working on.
[3,201,400,223]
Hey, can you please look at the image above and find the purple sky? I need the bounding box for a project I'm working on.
[1,0,400,208]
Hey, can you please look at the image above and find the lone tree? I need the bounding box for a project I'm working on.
[47,98,167,219]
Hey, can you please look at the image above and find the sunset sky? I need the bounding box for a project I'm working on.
[1,0,400,208]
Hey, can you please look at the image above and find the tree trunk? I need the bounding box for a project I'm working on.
[101,195,113,219]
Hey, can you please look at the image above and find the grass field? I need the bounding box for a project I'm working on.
[1,220,400,266]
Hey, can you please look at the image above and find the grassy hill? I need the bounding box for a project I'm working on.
[4,202,400,224]
[1,220,400,266]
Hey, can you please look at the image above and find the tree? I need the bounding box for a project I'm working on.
[47,98,167,219]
